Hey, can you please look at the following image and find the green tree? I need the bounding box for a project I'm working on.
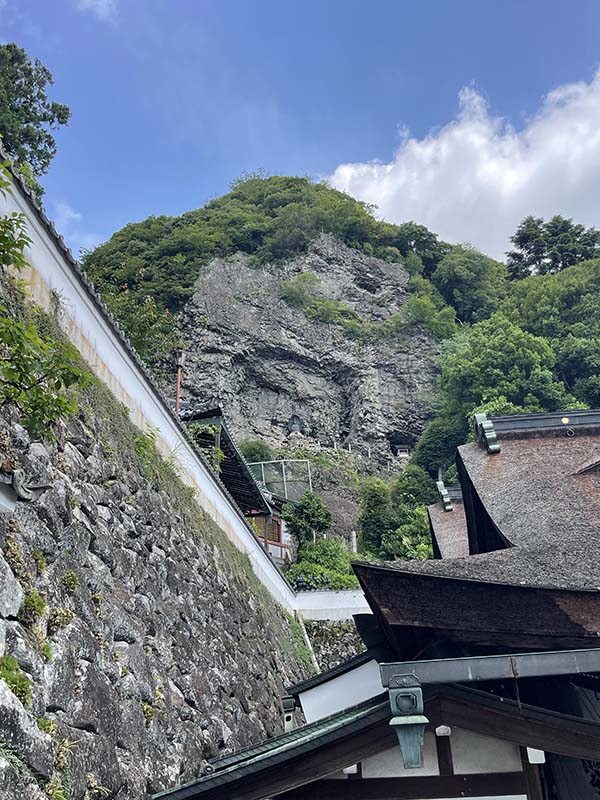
[389,464,437,508]
[0,44,70,200]
[380,506,432,561]
[402,276,457,339]
[555,335,600,407]
[507,215,600,278]
[0,166,91,438]
[441,312,575,416]
[431,244,507,323]
[282,490,332,548]
[239,438,273,463]
[411,416,469,476]
[358,477,395,554]
[104,289,181,364]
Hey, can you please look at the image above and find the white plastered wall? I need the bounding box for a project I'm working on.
[0,178,296,612]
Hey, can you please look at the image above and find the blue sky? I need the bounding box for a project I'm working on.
[2,0,600,257]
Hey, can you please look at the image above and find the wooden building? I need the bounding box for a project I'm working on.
[181,406,292,563]
[156,409,600,800]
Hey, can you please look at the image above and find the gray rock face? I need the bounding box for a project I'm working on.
[0,554,23,618]
[304,620,366,671]
[180,235,437,463]
[0,385,309,799]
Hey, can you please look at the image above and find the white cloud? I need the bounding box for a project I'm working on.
[330,72,600,259]
[76,0,117,23]
[53,201,103,256]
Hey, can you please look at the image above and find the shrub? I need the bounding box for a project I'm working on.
[239,438,273,464]
[48,607,74,635]
[280,272,321,309]
[18,589,46,626]
[3,535,29,581]
[141,701,154,726]
[0,306,92,439]
[286,537,359,591]
[37,717,58,737]
[282,491,332,548]
[31,548,46,573]
[0,654,31,706]
[286,562,358,591]
[60,570,79,593]
[298,538,354,574]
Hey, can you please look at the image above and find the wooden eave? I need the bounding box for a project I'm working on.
[186,413,270,516]
[153,685,600,800]
[353,562,600,656]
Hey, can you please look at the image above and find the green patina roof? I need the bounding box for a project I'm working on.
[152,694,389,800]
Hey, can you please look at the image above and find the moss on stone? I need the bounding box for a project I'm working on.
[37,717,58,737]
[60,570,79,593]
[31,548,46,573]
[18,589,47,626]
[48,607,74,635]
[0,654,31,706]
[141,701,154,726]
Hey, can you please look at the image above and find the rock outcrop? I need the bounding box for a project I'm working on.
[180,235,438,466]
[0,378,310,800]
[304,620,366,671]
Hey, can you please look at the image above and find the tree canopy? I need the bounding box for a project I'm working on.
[431,244,507,323]
[282,490,332,548]
[506,215,600,278]
[0,44,70,200]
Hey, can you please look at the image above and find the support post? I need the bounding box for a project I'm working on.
[175,349,186,414]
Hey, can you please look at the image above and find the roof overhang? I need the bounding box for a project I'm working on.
[181,407,270,515]
[352,560,600,657]
[153,683,600,800]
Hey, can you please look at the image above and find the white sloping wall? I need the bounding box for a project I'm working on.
[1,173,375,620]
[0,176,296,612]
[295,589,371,620]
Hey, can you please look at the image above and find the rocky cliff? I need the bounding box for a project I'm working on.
[0,324,311,799]
[180,235,437,465]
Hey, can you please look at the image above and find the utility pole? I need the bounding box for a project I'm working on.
[175,349,186,414]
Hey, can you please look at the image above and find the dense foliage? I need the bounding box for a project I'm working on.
[0,44,70,201]
[239,438,274,463]
[83,175,452,361]
[285,538,358,590]
[358,466,436,560]
[0,166,90,438]
[81,162,600,519]
[282,490,333,548]
[507,215,600,278]
[431,245,507,323]
[412,253,599,474]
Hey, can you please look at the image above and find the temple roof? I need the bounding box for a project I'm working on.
[354,409,600,654]
[427,499,469,560]
[153,684,600,799]
[181,406,271,516]
[366,411,600,592]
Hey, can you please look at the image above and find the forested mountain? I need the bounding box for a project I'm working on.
[83,176,600,563]
[83,176,454,363]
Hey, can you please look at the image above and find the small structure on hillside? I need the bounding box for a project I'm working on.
[246,458,312,563]
[247,458,312,502]
[157,407,600,800]
[181,406,294,564]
